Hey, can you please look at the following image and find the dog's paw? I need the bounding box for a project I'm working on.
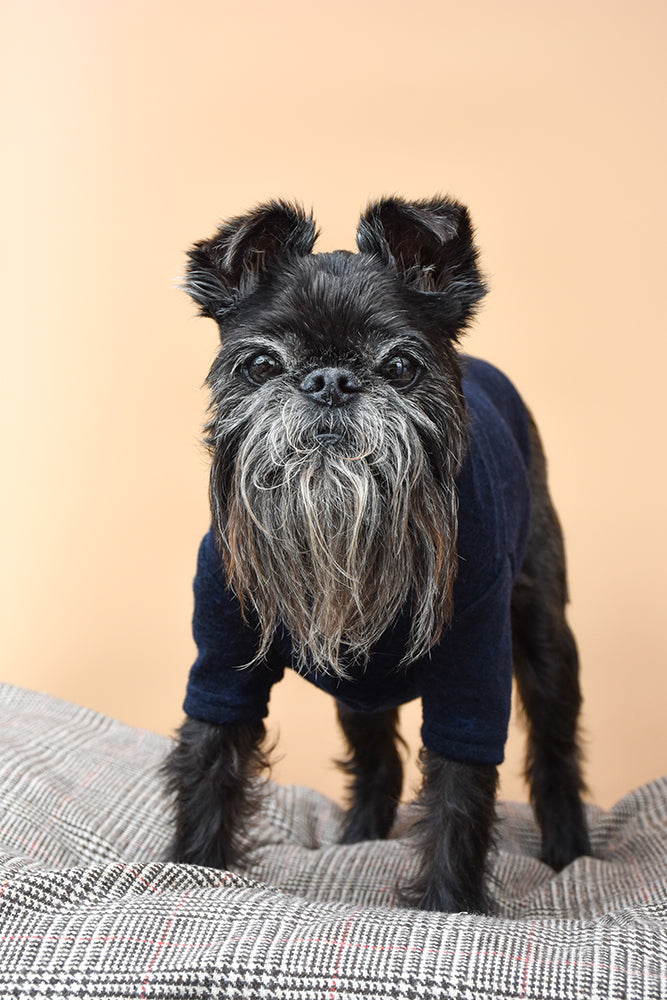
[398,875,493,915]
[339,806,392,845]
[539,792,591,871]
[339,796,398,844]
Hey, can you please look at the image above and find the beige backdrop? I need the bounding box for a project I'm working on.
[2,0,665,809]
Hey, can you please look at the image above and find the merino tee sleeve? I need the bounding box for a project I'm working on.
[420,559,515,764]
[183,529,284,725]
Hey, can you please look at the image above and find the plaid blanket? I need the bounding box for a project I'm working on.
[0,683,664,999]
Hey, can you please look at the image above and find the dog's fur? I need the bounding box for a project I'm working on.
[164,196,590,913]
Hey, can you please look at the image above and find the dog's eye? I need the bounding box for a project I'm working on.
[243,353,284,386]
[379,355,421,390]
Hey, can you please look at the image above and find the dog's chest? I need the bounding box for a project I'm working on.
[271,620,425,713]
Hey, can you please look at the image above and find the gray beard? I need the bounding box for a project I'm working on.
[209,389,464,676]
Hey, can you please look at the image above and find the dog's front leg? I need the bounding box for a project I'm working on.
[402,750,498,914]
[162,716,269,870]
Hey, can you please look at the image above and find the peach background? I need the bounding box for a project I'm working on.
[2,0,665,809]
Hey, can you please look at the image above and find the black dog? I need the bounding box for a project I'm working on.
[164,196,590,913]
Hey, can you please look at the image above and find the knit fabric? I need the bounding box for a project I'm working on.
[184,356,532,764]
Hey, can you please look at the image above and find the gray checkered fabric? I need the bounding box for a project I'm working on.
[0,683,664,999]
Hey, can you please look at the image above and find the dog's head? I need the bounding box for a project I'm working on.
[185,197,486,673]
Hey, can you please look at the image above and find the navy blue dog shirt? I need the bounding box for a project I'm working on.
[183,357,532,766]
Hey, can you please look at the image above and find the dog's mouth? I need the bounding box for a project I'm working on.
[312,412,348,451]
[309,414,376,460]
[315,431,344,449]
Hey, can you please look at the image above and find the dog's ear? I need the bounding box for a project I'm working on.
[356,196,486,335]
[185,200,318,320]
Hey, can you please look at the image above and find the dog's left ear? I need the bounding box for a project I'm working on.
[185,200,318,321]
[356,196,487,335]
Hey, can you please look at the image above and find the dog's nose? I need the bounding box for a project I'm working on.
[300,368,362,407]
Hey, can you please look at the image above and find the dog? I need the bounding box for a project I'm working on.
[163,196,590,913]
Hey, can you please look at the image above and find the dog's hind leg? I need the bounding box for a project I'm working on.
[511,416,591,870]
[336,702,404,843]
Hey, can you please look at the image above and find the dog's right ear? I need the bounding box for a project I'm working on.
[185,200,318,320]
